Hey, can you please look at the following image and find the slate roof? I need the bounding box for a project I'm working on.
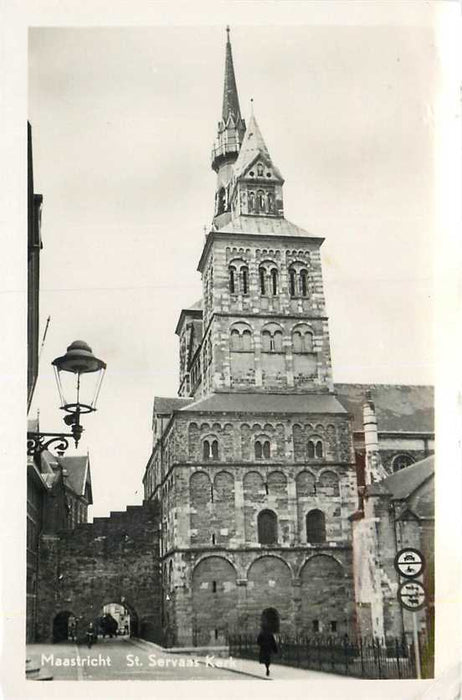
[153,397,194,415]
[59,455,92,502]
[372,456,434,499]
[367,456,434,519]
[217,215,318,238]
[179,392,348,415]
[233,114,283,181]
[334,383,434,433]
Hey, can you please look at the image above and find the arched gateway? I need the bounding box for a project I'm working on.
[36,502,162,644]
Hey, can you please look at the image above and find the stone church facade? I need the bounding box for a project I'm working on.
[143,30,360,646]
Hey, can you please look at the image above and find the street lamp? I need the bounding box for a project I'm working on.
[27,340,106,457]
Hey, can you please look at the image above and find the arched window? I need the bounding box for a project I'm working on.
[261,331,271,352]
[241,267,249,294]
[230,323,252,351]
[203,439,219,461]
[292,328,314,353]
[273,331,283,352]
[217,187,226,215]
[230,329,241,351]
[304,332,313,352]
[267,191,274,213]
[306,509,326,544]
[293,331,303,353]
[271,268,278,295]
[259,268,266,295]
[289,269,296,297]
[248,191,255,212]
[257,190,265,212]
[261,325,284,352]
[258,510,278,544]
[307,439,323,459]
[257,163,264,177]
[392,454,414,472]
[229,266,236,294]
[300,269,308,297]
[242,329,252,351]
[255,439,271,459]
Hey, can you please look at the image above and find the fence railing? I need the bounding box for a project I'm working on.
[228,633,418,679]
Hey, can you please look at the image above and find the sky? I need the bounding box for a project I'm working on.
[28,22,438,518]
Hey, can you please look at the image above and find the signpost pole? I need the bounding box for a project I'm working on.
[412,611,421,679]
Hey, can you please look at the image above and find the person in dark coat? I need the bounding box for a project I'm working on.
[257,627,278,676]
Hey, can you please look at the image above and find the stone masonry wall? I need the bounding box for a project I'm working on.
[199,235,334,395]
[36,501,161,644]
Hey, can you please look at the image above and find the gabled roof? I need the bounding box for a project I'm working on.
[153,396,193,415]
[367,456,434,519]
[216,215,319,239]
[378,456,434,500]
[175,301,203,335]
[334,383,434,433]
[59,454,92,503]
[178,392,348,415]
[233,114,283,181]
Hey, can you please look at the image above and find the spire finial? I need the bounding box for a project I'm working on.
[250,97,254,116]
[226,25,230,42]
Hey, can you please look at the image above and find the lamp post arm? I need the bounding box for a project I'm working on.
[27,432,74,457]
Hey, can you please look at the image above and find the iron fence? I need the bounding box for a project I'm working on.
[228,632,418,679]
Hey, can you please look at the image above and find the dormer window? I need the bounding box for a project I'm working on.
[257,163,264,177]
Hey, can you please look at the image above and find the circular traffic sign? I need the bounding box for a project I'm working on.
[397,580,426,611]
[394,548,425,579]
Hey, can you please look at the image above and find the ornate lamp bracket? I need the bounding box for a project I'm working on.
[27,432,73,457]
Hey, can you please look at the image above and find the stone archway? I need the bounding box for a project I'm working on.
[97,601,138,638]
[36,501,162,644]
[191,556,238,646]
[52,610,75,643]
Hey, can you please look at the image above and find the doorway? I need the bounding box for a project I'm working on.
[52,611,76,643]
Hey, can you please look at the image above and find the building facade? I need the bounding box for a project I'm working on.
[142,30,434,648]
[144,31,359,646]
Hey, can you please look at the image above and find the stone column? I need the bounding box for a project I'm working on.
[287,471,298,544]
[234,474,245,545]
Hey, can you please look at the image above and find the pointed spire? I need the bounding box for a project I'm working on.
[233,113,282,181]
[211,27,246,174]
[222,26,242,125]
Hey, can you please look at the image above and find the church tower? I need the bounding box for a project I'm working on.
[145,29,357,647]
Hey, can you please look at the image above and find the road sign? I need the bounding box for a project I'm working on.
[397,580,426,611]
[394,548,425,578]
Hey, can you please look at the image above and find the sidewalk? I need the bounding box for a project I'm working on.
[131,638,354,681]
[202,656,356,681]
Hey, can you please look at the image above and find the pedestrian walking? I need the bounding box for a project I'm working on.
[86,622,95,649]
[257,626,278,677]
